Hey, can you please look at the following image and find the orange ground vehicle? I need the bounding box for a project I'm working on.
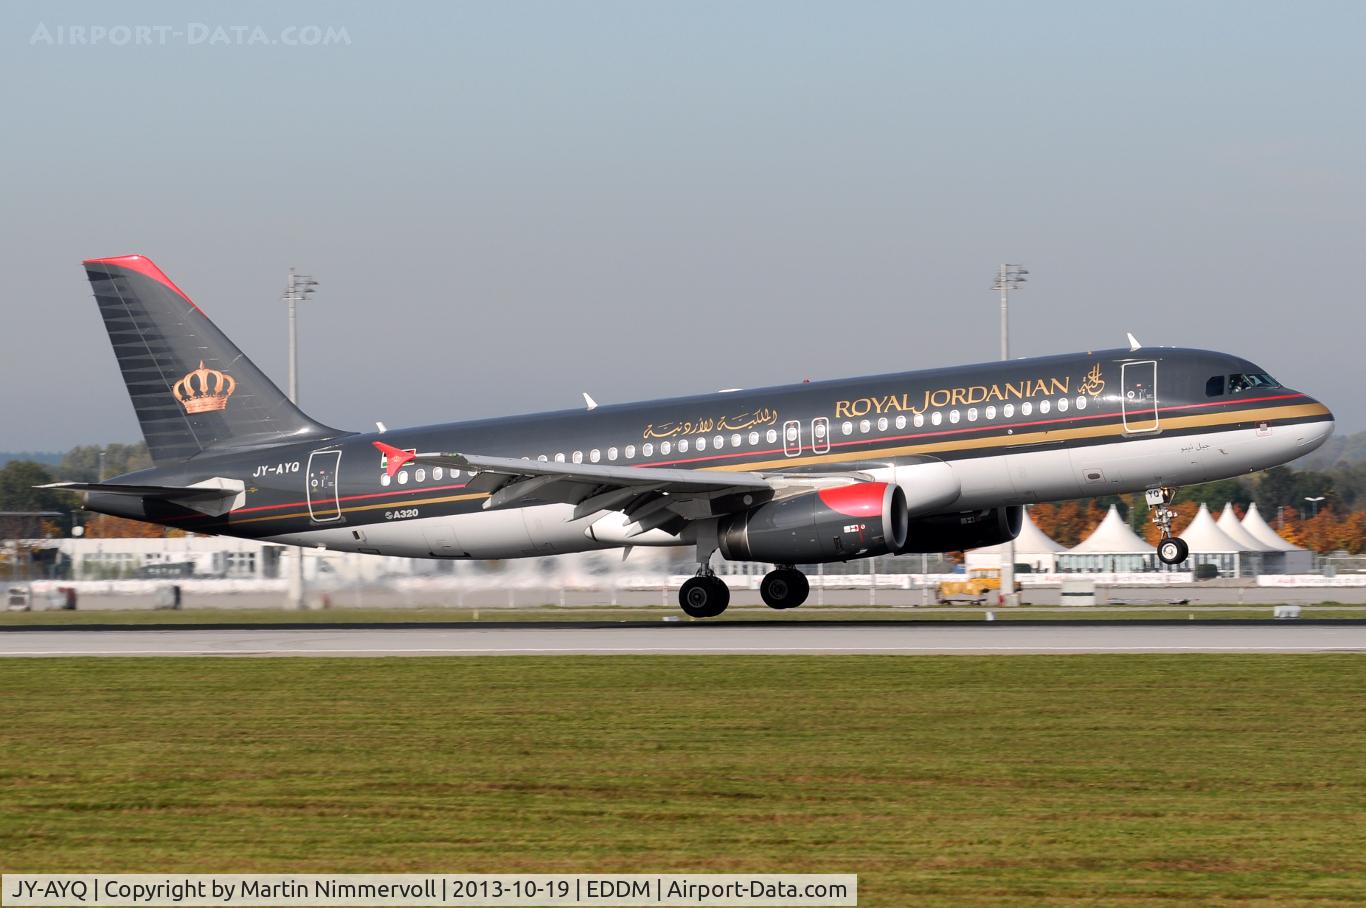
[936,568,1022,604]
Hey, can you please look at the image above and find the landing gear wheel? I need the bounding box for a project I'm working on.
[1157,537,1189,566]
[679,576,730,618]
[760,568,810,610]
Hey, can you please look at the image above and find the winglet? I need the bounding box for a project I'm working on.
[583,392,598,411]
[1127,332,1142,352]
[372,441,416,477]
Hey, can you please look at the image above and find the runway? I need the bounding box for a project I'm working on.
[2,622,1365,656]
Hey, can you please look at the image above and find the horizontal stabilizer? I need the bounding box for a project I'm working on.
[39,478,246,517]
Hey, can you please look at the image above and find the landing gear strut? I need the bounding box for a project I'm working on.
[679,566,730,618]
[679,528,731,619]
[1147,487,1190,565]
[761,566,810,610]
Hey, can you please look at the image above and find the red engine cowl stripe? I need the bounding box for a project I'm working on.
[818,482,888,518]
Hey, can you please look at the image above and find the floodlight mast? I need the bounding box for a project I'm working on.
[283,267,318,610]
[993,263,1028,606]
[994,263,1028,362]
[284,268,319,404]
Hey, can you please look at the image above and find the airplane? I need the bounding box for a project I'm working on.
[46,254,1335,617]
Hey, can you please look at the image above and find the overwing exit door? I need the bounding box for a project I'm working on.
[306,450,342,522]
[1121,361,1159,434]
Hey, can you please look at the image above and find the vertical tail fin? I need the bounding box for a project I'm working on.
[83,255,341,465]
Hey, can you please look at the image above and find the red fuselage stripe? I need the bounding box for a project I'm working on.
[209,391,1311,521]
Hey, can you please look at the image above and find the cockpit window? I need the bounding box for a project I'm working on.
[1228,372,1280,393]
[1205,376,1225,397]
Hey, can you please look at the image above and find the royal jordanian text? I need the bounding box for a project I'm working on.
[2,874,858,906]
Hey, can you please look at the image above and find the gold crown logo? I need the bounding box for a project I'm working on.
[173,361,236,414]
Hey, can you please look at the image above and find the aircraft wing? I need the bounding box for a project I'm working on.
[372,441,852,538]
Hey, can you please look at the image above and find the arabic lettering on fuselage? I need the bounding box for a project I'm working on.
[643,407,779,440]
[1078,363,1106,397]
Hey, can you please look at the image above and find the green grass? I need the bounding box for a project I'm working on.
[2,604,1364,625]
[2,657,1365,905]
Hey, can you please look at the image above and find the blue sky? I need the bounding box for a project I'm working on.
[2,1,1363,448]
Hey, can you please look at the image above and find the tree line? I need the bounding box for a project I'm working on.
[1029,464,1361,553]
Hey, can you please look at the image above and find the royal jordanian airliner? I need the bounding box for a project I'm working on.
[48,255,1334,617]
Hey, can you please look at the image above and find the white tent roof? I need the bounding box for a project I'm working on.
[973,509,1066,555]
[1216,504,1277,552]
[1068,505,1155,553]
[1240,502,1305,552]
[1179,503,1247,552]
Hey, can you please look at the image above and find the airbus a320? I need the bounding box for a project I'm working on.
[49,255,1334,617]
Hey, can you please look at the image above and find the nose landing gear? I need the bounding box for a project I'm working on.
[1147,487,1190,565]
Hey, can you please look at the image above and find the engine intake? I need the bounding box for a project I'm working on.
[719,482,909,564]
[895,506,1023,553]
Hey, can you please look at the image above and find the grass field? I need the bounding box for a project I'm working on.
[2,656,1364,905]
[2,604,1365,625]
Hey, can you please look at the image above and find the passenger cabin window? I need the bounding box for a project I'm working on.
[1206,376,1225,397]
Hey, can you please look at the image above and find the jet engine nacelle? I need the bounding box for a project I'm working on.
[719,482,909,564]
[894,505,1023,553]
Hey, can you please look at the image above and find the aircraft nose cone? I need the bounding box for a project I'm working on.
[1294,397,1334,452]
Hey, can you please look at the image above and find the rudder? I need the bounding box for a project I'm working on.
[83,255,340,465]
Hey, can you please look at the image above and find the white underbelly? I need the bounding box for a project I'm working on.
[951,423,1316,508]
[270,504,627,559]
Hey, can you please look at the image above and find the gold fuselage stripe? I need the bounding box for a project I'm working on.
[235,401,1329,527]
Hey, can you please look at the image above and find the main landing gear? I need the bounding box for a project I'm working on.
[679,568,730,619]
[1147,487,1190,566]
[677,562,814,618]
[760,565,810,610]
